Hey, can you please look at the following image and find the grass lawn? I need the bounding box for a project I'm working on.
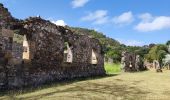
[1,69,170,100]
[104,63,121,74]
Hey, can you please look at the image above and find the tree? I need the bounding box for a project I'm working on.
[157,50,167,65]
[163,54,170,69]
[135,47,149,58]
[145,44,168,63]
[166,40,170,45]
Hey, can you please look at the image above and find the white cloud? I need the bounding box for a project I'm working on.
[112,11,134,25]
[51,20,67,26]
[81,10,109,25]
[71,0,89,8]
[93,16,109,25]
[138,13,153,22]
[135,14,170,32]
[116,38,144,46]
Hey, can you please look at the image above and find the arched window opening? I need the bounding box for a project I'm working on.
[91,49,98,65]
[64,42,73,63]
[22,35,30,60]
[129,56,133,68]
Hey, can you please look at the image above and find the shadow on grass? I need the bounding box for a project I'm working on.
[0,74,119,97]
[7,79,150,100]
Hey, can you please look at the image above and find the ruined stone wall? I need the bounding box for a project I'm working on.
[122,52,136,72]
[20,17,105,87]
[121,52,145,72]
[0,3,105,89]
[0,4,17,89]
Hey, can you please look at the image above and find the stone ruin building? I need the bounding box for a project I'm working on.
[0,4,106,89]
[121,51,145,72]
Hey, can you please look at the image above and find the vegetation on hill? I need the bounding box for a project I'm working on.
[68,27,120,46]
[67,26,170,65]
[68,27,150,62]
[145,44,168,62]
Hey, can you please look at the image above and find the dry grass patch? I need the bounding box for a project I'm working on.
[0,70,170,100]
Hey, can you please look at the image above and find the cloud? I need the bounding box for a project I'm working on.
[71,0,89,8]
[138,13,153,22]
[116,38,144,46]
[51,20,67,26]
[112,11,134,25]
[81,10,109,25]
[135,14,170,32]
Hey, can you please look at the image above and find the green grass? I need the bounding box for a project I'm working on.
[1,70,170,100]
[104,63,121,74]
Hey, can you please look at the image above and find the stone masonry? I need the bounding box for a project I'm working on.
[0,4,106,90]
[121,51,145,72]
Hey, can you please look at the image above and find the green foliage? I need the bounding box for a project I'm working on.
[68,27,120,47]
[145,44,168,63]
[135,47,150,58]
[105,45,124,63]
[68,27,123,62]
[13,33,24,44]
[68,26,150,63]
[166,40,170,45]
[157,50,167,63]
[64,42,68,51]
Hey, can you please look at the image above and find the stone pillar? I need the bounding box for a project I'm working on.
[121,52,126,72]
[135,55,140,71]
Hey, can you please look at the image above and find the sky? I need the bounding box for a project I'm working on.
[0,0,170,46]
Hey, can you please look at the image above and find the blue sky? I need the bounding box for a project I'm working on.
[1,0,170,46]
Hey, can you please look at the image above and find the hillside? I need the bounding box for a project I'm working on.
[68,27,121,47]
[67,27,148,63]
[67,27,121,62]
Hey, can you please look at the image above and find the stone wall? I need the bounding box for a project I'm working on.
[0,3,105,89]
[121,51,145,72]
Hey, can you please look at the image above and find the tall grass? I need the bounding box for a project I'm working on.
[104,63,121,74]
